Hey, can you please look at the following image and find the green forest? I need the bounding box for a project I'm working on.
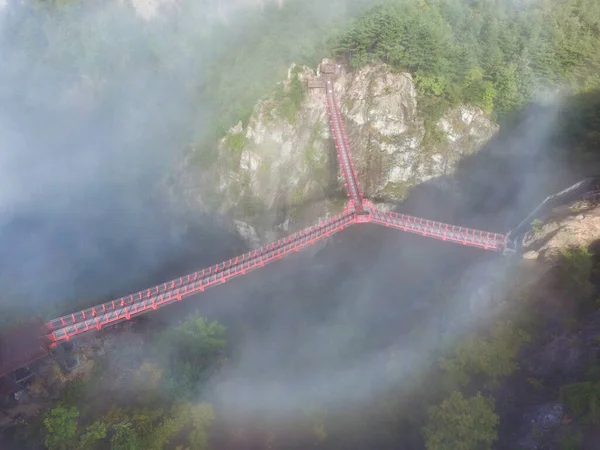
[335,0,600,119]
[205,0,600,141]
[2,0,600,448]
[9,0,600,152]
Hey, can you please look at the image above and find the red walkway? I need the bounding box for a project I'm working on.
[45,211,356,344]
[325,77,364,213]
[42,77,507,347]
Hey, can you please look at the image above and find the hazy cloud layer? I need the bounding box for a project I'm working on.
[0,0,583,426]
[0,0,375,319]
[194,97,576,418]
[0,0,241,315]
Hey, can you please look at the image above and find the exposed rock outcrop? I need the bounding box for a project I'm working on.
[210,60,498,239]
[336,64,497,198]
[522,200,600,261]
[517,403,567,450]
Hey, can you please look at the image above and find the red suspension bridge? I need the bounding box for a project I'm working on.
[0,63,559,390]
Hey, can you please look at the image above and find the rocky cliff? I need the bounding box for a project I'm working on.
[186,60,498,243]
[521,199,600,262]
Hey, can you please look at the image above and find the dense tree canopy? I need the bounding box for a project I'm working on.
[439,321,530,388]
[28,313,220,450]
[156,315,227,398]
[336,0,600,121]
[42,406,80,450]
[422,391,499,450]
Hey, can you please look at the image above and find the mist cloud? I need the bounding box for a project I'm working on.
[0,0,239,315]
[0,0,587,433]
[196,94,580,419]
[0,0,378,320]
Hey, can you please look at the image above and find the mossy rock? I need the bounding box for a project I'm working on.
[380,181,409,200]
[225,132,247,154]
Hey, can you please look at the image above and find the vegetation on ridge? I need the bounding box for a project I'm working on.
[333,0,600,125]
[215,0,600,151]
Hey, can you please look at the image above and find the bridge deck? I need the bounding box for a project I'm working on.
[45,211,357,345]
[24,75,524,359]
[368,207,505,251]
[8,69,599,386]
[325,77,363,212]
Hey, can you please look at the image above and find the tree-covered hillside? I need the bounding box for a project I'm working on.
[3,0,599,152]
[335,0,600,121]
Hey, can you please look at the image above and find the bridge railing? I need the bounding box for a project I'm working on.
[367,205,505,252]
[325,78,363,211]
[48,173,597,346]
[48,81,599,347]
[330,85,362,200]
[45,211,357,345]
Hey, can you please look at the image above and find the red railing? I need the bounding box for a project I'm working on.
[45,211,357,346]
[325,77,363,212]
[41,77,508,351]
[368,206,505,251]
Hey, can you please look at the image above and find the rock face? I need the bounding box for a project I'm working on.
[336,64,497,199]
[210,60,498,238]
[522,201,600,260]
[517,403,566,450]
